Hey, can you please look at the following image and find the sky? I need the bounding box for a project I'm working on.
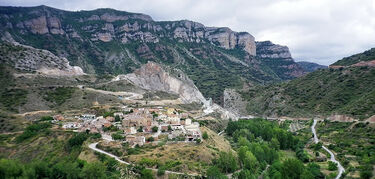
[2,0,375,65]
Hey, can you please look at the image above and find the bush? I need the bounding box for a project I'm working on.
[202,131,208,140]
[16,122,51,143]
[40,116,53,121]
[152,126,158,133]
[328,161,338,171]
[147,137,154,142]
[67,132,89,149]
[157,168,165,176]
[111,133,124,140]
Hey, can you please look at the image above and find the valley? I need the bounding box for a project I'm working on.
[0,4,374,179]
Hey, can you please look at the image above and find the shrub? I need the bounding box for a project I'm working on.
[328,161,338,171]
[16,122,51,143]
[111,133,124,140]
[152,126,158,133]
[202,131,208,140]
[157,168,165,176]
[67,132,89,149]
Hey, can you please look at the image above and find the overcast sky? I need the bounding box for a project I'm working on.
[2,0,375,65]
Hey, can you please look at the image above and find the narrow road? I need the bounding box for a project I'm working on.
[311,120,345,179]
[218,130,225,136]
[88,142,199,177]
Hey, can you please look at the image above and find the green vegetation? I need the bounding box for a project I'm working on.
[202,131,208,140]
[16,121,51,143]
[43,87,76,106]
[333,48,375,66]
[328,161,338,171]
[316,121,375,178]
[241,67,375,119]
[220,118,323,179]
[111,132,124,140]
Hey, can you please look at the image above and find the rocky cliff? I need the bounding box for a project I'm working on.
[256,41,306,79]
[256,41,292,59]
[115,61,206,104]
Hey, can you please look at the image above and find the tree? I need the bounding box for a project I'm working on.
[270,137,280,150]
[243,151,259,172]
[147,137,154,142]
[203,131,208,140]
[314,142,323,151]
[328,161,338,171]
[196,138,201,144]
[157,168,165,176]
[168,125,172,131]
[216,152,238,173]
[152,126,158,133]
[0,159,23,178]
[140,168,154,179]
[238,146,249,167]
[138,126,143,132]
[238,136,250,147]
[281,158,305,179]
[206,166,227,179]
[115,115,121,122]
[51,161,80,179]
[238,169,256,179]
[80,162,106,179]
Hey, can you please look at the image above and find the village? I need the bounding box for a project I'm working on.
[53,105,202,147]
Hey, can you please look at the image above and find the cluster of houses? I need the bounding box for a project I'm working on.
[57,106,202,147]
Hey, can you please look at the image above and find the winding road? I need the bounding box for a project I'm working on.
[311,120,345,179]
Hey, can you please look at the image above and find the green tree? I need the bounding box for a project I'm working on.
[328,161,338,171]
[115,115,121,122]
[0,159,23,178]
[243,151,259,172]
[270,137,280,150]
[203,131,208,140]
[140,168,154,179]
[80,162,106,179]
[238,136,250,147]
[52,161,80,179]
[281,158,305,179]
[216,152,238,173]
[206,166,227,179]
[238,169,256,179]
[152,126,158,133]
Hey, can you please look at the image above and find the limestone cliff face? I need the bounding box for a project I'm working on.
[0,6,256,55]
[256,40,306,79]
[256,41,292,59]
[116,62,206,104]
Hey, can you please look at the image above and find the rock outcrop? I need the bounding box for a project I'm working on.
[114,62,206,104]
[256,41,292,59]
[0,41,84,76]
[223,89,247,116]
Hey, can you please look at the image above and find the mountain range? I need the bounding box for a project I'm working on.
[0,5,322,105]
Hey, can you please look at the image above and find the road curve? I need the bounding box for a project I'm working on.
[311,120,345,179]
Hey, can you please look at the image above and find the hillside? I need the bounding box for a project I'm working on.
[0,5,306,105]
[297,61,327,72]
[332,48,375,67]
[239,55,375,120]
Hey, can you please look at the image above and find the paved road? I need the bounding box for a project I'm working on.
[311,120,345,179]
